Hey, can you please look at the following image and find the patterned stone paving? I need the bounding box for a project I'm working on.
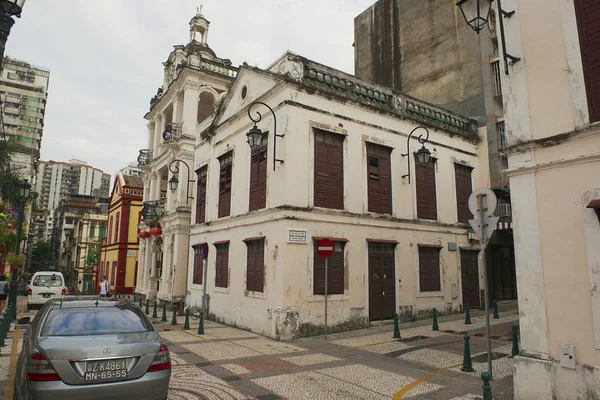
[1,299,518,400]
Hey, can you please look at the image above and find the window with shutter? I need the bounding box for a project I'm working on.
[245,238,265,292]
[367,143,393,214]
[455,164,473,223]
[215,242,229,288]
[218,152,233,218]
[114,213,120,243]
[313,240,345,295]
[419,246,441,292]
[195,166,207,223]
[574,0,600,122]
[314,129,344,210]
[192,245,203,285]
[249,144,267,211]
[415,159,437,220]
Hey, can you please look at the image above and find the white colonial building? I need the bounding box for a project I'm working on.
[135,10,237,306]
[186,50,492,340]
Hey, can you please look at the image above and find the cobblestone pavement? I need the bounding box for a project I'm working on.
[0,298,518,399]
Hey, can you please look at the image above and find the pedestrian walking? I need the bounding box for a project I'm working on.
[99,275,111,298]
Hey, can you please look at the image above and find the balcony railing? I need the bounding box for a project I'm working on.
[137,149,153,166]
[163,123,182,142]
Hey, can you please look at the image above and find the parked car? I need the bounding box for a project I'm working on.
[14,297,171,400]
[27,271,67,310]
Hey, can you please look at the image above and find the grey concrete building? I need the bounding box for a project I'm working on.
[0,56,50,179]
[354,0,516,304]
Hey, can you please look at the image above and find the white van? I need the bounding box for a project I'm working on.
[27,271,67,309]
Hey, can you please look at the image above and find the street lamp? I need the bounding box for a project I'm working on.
[246,101,285,170]
[0,0,26,68]
[401,127,432,184]
[7,178,30,320]
[456,0,520,75]
[168,159,194,204]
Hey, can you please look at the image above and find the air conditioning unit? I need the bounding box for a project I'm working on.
[494,203,511,218]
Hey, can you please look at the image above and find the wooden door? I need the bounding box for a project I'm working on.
[460,250,480,309]
[368,243,396,321]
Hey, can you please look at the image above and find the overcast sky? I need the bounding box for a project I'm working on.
[5,0,376,177]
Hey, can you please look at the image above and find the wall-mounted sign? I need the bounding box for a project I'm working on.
[127,251,137,258]
[288,229,307,244]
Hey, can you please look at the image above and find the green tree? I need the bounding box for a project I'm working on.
[30,241,53,271]
[85,243,101,272]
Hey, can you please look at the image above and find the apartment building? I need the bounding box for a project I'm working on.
[34,159,111,242]
[0,56,50,178]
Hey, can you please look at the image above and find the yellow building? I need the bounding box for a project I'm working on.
[99,173,143,294]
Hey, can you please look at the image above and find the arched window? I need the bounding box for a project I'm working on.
[114,212,120,243]
[108,217,113,244]
[197,92,216,123]
[99,225,106,238]
[89,225,95,238]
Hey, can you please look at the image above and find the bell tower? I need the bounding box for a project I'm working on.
[189,5,209,45]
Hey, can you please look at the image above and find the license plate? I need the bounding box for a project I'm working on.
[42,294,51,299]
[85,359,127,381]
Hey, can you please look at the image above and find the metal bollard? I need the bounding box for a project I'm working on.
[145,300,149,315]
[481,372,493,400]
[465,303,472,325]
[197,311,204,335]
[493,299,500,319]
[183,308,190,330]
[393,313,401,339]
[161,304,167,322]
[0,316,6,347]
[152,301,158,319]
[461,334,474,372]
[171,305,177,325]
[138,297,142,309]
[432,308,439,331]
[511,325,520,356]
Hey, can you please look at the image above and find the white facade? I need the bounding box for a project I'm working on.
[187,52,490,340]
[498,0,600,397]
[135,11,236,306]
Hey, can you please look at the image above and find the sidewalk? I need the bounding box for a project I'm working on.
[155,306,518,399]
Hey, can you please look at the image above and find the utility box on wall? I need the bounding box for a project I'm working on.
[559,344,576,369]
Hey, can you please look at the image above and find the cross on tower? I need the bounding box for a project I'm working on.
[196,5,203,15]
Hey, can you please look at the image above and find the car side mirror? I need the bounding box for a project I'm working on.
[18,317,30,325]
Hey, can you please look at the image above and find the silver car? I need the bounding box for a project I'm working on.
[14,297,171,400]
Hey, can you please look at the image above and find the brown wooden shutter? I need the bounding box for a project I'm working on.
[419,246,441,292]
[218,153,232,218]
[192,246,203,284]
[246,239,264,292]
[313,241,344,295]
[195,166,207,223]
[455,164,473,223]
[575,0,600,122]
[416,159,437,220]
[215,243,229,288]
[367,143,392,214]
[249,145,267,211]
[314,130,344,209]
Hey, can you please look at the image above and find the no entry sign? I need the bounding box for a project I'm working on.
[317,238,334,259]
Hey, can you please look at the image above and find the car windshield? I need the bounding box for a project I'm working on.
[35,275,63,287]
[40,305,153,336]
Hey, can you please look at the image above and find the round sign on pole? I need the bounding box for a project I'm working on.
[468,188,497,219]
[317,238,334,259]
[202,242,209,259]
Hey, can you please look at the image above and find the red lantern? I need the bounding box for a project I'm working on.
[149,227,162,236]
[138,230,150,239]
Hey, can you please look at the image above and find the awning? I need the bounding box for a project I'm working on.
[243,236,266,242]
[586,199,600,209]
[366,239,399,244]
